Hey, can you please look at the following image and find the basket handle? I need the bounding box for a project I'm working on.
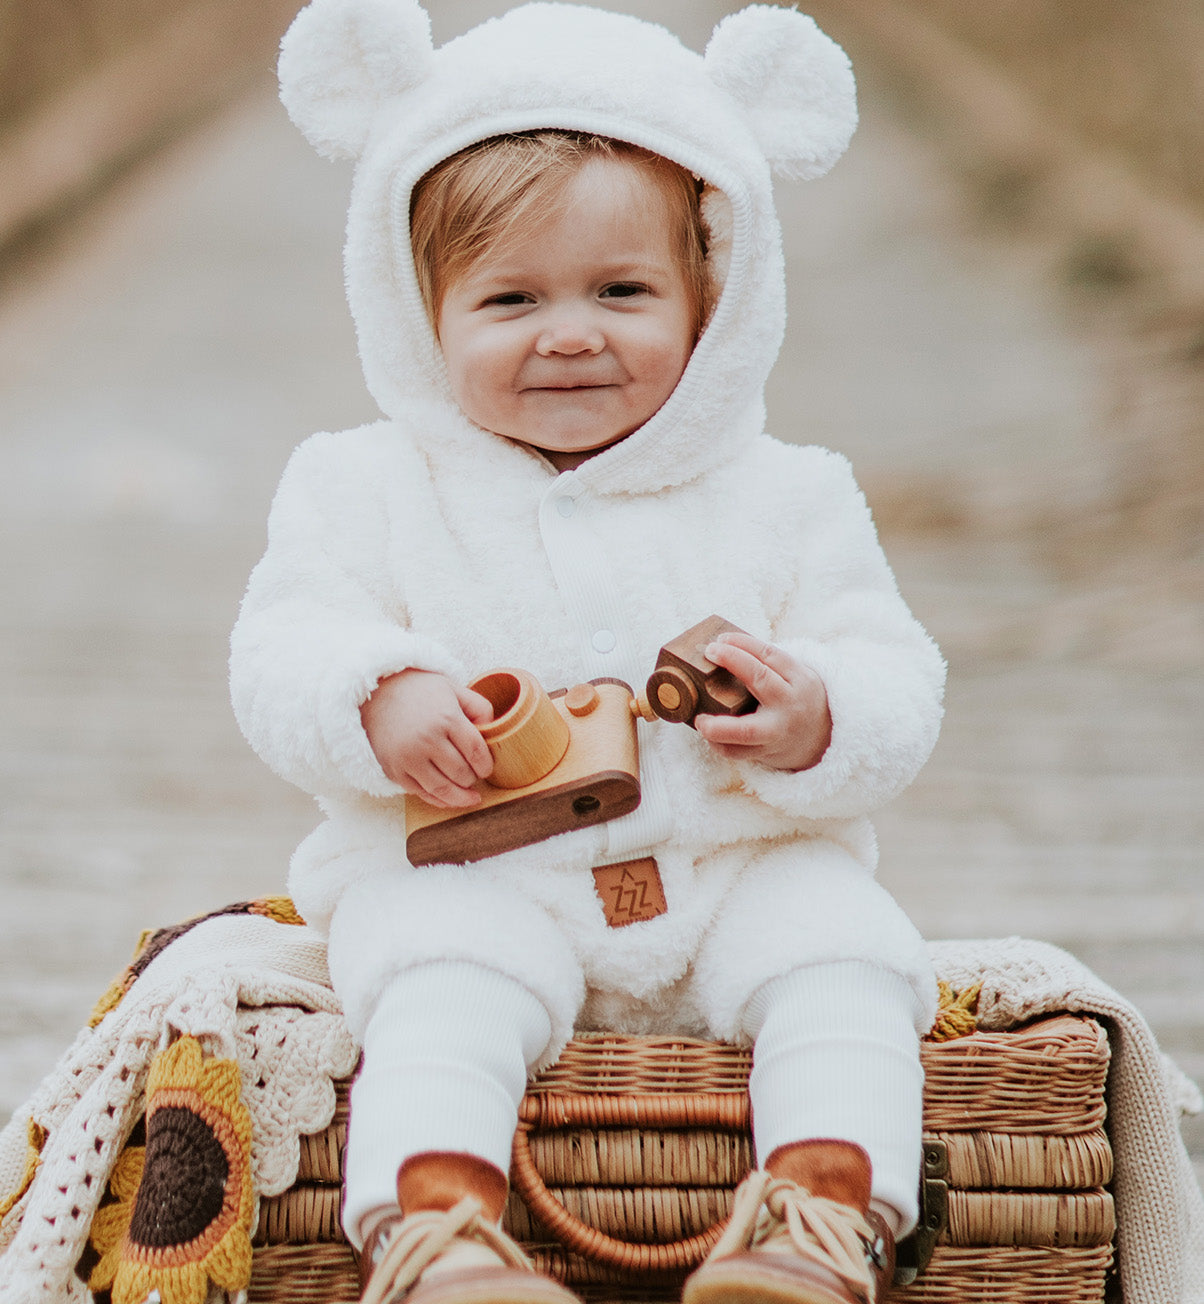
[510,1093,751,1273]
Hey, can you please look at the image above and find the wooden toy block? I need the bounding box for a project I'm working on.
[632,614,757,727]
[405,673,640,867]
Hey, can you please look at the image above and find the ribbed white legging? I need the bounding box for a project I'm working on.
[344,958,924,1245]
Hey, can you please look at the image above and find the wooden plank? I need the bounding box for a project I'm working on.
[0,0,299,248]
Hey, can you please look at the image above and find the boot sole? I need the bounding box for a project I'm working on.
[683,1252,866,1304]
[399,1266,583,1304]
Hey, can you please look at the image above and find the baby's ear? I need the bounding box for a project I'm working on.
[704,5,856,181]
[278,0,434,160]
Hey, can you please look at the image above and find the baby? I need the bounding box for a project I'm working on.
[231,5,947,1304]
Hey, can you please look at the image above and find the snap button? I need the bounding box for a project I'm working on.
[556,496,576,518]
[591,629,617,654]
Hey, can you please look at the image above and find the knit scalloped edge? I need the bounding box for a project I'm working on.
[89,897,307,1027]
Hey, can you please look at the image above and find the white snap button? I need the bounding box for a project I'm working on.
[591,629,617,653]
[556,496,575,518]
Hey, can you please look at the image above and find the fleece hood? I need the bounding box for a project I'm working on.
[278,1,856,494]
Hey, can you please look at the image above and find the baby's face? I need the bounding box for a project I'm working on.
[437,156,697,470]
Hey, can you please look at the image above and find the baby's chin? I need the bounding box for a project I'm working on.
[510,431,634,472]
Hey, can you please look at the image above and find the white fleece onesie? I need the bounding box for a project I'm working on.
[230,0,947,1236]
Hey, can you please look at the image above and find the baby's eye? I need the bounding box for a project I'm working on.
[600,282,647,300]
[483,292,533,307]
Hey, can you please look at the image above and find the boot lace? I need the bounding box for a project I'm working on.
[710,1172,879,1300]
[361,1197,534,1304]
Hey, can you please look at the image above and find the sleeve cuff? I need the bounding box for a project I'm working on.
[317,628,468,797]
[725,633,943,820]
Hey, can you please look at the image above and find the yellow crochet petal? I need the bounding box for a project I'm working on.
[0,1119,47,1224]
[111,1261,154,1304]
[115,1260,209,1304]
[253,894,306,925]
[237,1164,256,1219]
[163,1262,212,1304]
[89,928,158,1025]
[197,1055,243,1106]
[87,1235,125,1291]
[89,975,133,1027]
[88,1200,133,1257]
[149,1035,205,1094]
[87,1146,141,1288]
[108,1145,146,1203]
[206,1226,255,1290]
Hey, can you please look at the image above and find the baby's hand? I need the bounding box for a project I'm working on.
[693,633,831,771]
[360,669,494,808]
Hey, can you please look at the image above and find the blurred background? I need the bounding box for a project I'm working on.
[1,0,1201,1184]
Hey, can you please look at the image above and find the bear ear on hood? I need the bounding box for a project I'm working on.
[704,5,857,181]
[278,0,434,160]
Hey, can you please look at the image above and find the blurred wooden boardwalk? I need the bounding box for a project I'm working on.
[0,1,1200,1194]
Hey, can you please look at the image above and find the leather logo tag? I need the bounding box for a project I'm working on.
[592,857,667,928]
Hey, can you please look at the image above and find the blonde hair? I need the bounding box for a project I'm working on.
[410,130,712,340]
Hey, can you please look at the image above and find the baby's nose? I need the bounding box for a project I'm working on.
[535,311,605,356]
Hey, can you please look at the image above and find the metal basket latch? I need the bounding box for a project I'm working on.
[892,1139,949,1285]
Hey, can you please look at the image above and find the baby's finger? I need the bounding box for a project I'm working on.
[450,716,494,780]
[415,777,481,810]
[398,772,457,809]
[457,685,496,727]
[408,753,483,809]
[704,637,791,706]
[433,727,496,790]
[694,710,769,750]
[713,632,802,681]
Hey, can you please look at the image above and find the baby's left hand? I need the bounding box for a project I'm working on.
[693,632,831,771]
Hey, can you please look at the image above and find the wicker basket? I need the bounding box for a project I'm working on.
[249,1014,1115,1303]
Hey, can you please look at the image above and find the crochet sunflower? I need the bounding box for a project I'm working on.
[88,1036,254,1304]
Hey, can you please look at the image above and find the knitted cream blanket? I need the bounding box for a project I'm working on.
[0,919,1199,1302]
[0,911,358,1303]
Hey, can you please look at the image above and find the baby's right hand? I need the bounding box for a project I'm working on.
[360,669,494,808]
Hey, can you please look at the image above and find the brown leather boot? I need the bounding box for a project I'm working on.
[398,1152,511,1222]
[358,1152,581,1304]
[765,1141,873,1211]
[682,1141,894,1304]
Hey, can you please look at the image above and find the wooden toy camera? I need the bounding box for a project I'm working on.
[629,613,756,727]
[404,616,756,866]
